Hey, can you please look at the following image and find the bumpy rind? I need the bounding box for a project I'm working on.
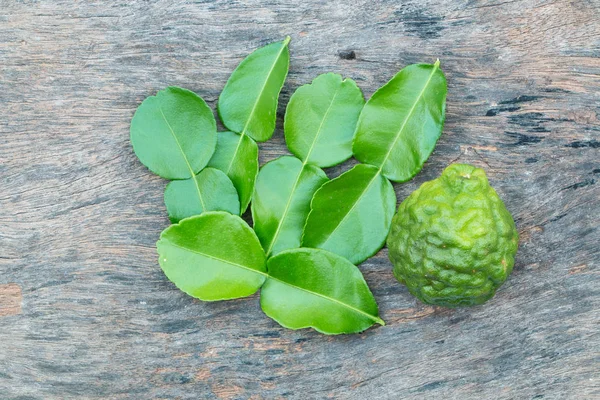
[387,164,519,307]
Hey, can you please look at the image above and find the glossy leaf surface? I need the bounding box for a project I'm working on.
[252,156,328,257]
[261,248,384,334]
[164,167,240,223]
[207,131,258,213]
[157,212,266,301]
[218,37,290,142]
[284,73,365,167]
[302,164,396,265]
[130,87,217,180]
[353,61,447,182]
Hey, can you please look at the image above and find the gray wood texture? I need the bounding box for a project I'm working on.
[1,0,598,399]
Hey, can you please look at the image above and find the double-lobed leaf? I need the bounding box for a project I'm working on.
[252,156,328,257]
[208,131,258,213]
[353,61,447,182]
[164,168,240,223]
[251,73,364,258]
[300,62,446,265]
[284,73,365,168]
[218,37,291,142]
[302,164,396,265]
[261,248,384,334]
[130,87,217,180]
[157,212,266,301]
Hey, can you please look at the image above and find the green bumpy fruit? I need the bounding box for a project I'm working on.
[387,164,519,307]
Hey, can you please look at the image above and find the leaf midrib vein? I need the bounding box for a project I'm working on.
[224,132,243,175]
[302,83,342,163]
[267,275,384,325]
[239,38,289,138]
[267,84,342,256]
[319,170,380,249]
[377,62,440,170]
[224,39,289,176]
[264,164,304,257]
[164,241,268,277]
[158,106,206,211]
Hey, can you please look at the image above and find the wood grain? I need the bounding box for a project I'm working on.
[0,0,598,399]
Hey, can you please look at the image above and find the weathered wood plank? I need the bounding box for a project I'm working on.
[0,0,598,399]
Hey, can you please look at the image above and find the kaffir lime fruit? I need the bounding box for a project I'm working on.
[387,164,519,307]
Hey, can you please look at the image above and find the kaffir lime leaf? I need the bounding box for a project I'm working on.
[387,164,519,307]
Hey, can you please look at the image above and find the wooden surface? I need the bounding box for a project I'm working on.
[1,1,599,399]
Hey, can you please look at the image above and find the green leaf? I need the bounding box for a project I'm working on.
[252,156,328,257]
[164,167,240,223]
[157,212,267,301]
[302,164,396,265]
[261,248,384,334]
[284,73,365,167]
[130,87,217,180]
[218,37,291,142]
[353,61,447,182]
[207,131,258,214]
